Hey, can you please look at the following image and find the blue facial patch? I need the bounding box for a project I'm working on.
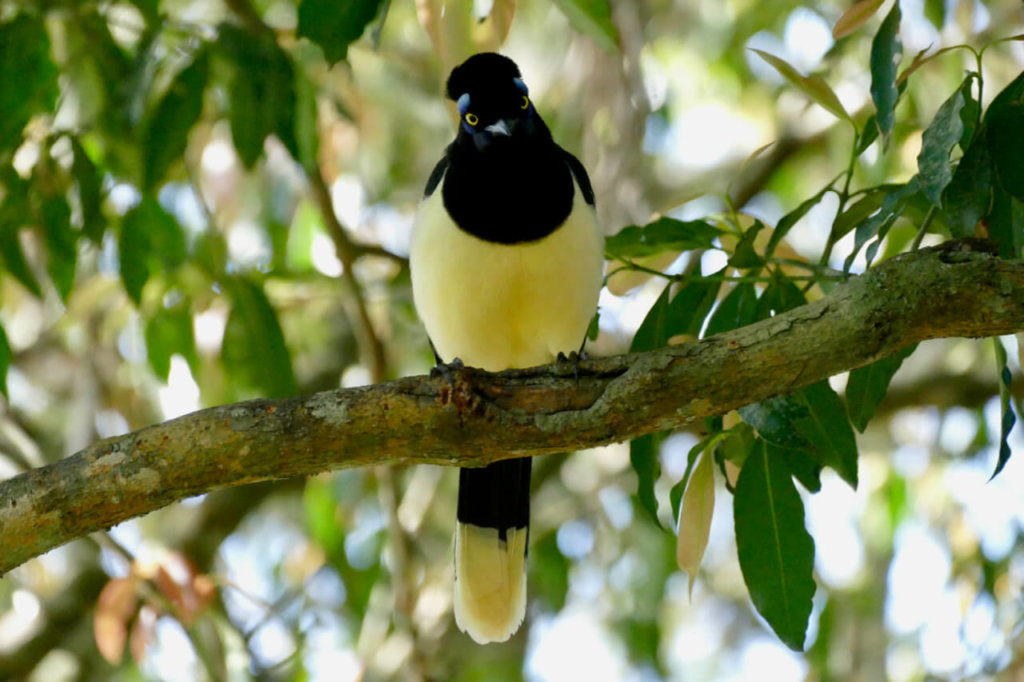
[513,78,528,95]
[457,93,471,115]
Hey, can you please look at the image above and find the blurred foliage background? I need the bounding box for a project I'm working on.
[0,0,1023,679]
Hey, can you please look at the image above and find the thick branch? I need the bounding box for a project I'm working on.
[2,242,1023,575]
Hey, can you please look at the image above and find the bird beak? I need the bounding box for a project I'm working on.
[485,119,513,136]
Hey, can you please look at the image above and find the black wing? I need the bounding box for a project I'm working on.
[424,156,449,197]
[560,148,595,207]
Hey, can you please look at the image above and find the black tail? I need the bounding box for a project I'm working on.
[457,458,531,539]
[453,458,531,643]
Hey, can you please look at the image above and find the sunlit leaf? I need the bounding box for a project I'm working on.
[750,49,850,122]
[832,0,886,39]
[676,447,715,596]
[143,48,209,190]
[846,344,916,432]
[222,277,297,398]
[606,217,722,259]
[0,14,58,152]
[917,81,966,206]
[831,188,889,242]
[734,440,816,651]
[991,338,1017,480]
[549,0,620,52]
[869,1,902,140]
[297,0,385,65]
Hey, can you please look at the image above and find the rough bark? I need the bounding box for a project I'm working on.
[1,242,1023,575]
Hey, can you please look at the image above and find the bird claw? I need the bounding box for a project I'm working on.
[431,357,466,386]
[556,350,588,381]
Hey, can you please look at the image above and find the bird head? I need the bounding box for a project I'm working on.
[446,53,542,152]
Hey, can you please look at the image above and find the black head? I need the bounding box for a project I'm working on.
[445,53,545,152]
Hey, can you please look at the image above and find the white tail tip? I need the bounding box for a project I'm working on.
[454,523,528,644]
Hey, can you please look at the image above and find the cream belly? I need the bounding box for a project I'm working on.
[410,179,604,371]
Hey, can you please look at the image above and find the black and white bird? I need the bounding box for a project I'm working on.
[410,53,604,643]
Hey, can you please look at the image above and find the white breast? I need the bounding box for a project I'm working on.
[410,179,604,371]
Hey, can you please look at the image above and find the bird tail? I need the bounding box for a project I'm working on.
[454,457,531,644]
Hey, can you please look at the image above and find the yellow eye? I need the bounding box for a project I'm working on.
[520,96,530,110]
[465,112,479,126]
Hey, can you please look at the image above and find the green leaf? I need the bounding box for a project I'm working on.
[991,339,1016,481]
[987,102,1024,203]
[943,128,992,238]
[917,81,967,206]
[218,25,299,167]
[705,282,758,336]
[630,432,665,528]
[70,137,105,243]
[40,197,77,302]
[869,1,903,140]
[846,344,916,431]
[120,196,186,304]
[773,442,822,494]
[754,275,806,320]
[145,304,198,381]
[676,448,715,596]
[293,63,320,171]
[222,277,297,398]
[734,440,816,651]
[766,190,829,258]
[750,49,850,122]
[832,0,886,39]
[792,381,859,488]
[143,49,209,190]
[831,189,889,243]
[606,217,722,259]
[856,114,880,155]
[587,311,600,342]
[739,381,859,488]
[630,274,720,352]
[0,14,59,152]
[549,0,620,52]
[845,178,919,270]
[0,322,10,397]
[727,221,765,269]
[297,0,384,65]
[958,74,980,150]
[0,167,42,297]
[987,188,1024,260]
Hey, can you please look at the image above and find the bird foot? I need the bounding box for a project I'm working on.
[430,357,466,386]
[556,350,588,381]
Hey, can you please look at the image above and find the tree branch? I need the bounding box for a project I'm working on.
[2,242,1023,575]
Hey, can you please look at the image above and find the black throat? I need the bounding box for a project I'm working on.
[441,129,575,245]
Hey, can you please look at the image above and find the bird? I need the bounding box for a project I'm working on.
[409,53,604,644]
